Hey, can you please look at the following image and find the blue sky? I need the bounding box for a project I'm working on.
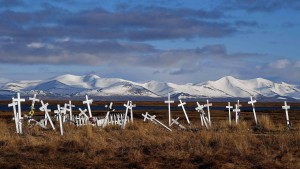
[0,0,299,84]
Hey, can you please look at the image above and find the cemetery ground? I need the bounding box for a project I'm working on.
[0,101,300,169]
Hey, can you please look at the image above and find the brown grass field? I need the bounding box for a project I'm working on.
[0,101,299,169]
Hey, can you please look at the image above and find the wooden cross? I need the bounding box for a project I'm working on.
[12,93,25,134]
[282,101,291,127]
[29,94,40,107]
[170,117,186,129]
[226,102,233,126]
[178,98,190,125]
[204,100,212,126]
[66,100,75,121]
[54,105,64,136]
[122,101,133,129]
[248,96,258,125]
[78,108,89,119]
[196,102,209,129]
[164,93,174,127]
[142,112,150,121]
[8,100,20,133]
[39,100,55,130]
[233,104,240,125]
[142,112,172,131]
[83,95,93,118]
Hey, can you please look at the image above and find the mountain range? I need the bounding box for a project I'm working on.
[0,74,299,100]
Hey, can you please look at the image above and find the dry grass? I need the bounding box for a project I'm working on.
[0,116,299,169]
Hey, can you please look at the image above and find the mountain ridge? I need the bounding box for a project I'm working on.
[0,74,299,100]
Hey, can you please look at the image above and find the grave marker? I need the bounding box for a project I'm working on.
[8,100,20,133]
[122,101,133,129]
[248,96,258,125]
[66,100,75,121]
[195,102,209,129]
[226,102,233,126]
[142,112,172,131]
[164,93,174,126]
[39,100,55,130]
[12,93,25,134]
[55,105,64,136]
[170,117,186,129]
[282,101,291,128]
[204,100,212,126]
[178,98,190,125]
[233,103,240,125]
[83,95,93,118]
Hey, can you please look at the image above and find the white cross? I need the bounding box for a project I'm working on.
[226,102,233,126]
[195,102,205,112]
[66,100,75,121]
[122,101,133,129]
[54,105,64,136]
[178,98,190,125]
[142,112,150,121]
[8,100,20,133]
[170,117,186,129]
[83,95,93,118]
[12,93,25,134]
[78,108,89,119]
[282,101,291,127]
[60,103,68,122]
[233,104,240,125]
[29,94,40,107]
[204,100,212,126]
[248,96,258,125]
[142,112,172,131]
[164,93,174,127]
[196,102,209,129]
[39,100,55,130]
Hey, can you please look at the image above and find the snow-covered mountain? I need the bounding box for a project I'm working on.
[0,74,299,100]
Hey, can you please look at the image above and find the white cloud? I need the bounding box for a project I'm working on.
[269,59,290,69]
[27,42,55,49]
[27,42,45,48]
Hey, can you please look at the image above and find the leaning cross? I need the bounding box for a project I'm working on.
[196,102,209,129]
[282,101,291,127]
[142,112,172,131]
[8,100,20,133]
[39,100,55,130]
[83,95,93,118]
[122,101,133,129]
[170,117,186,129]
[178,98,190,125]
[248,96,258,125]
[204,100,212,126]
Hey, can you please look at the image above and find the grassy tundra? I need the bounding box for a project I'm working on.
[0,101,299,168]
[0,116,299,169]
